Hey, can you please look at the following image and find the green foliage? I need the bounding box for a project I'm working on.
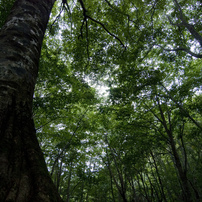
[33,0,202,201]
[0,0,15,28]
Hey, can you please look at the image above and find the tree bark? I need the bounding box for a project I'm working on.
[0,0,62,201]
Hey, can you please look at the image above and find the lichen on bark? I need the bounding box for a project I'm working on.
[0,0,62,201]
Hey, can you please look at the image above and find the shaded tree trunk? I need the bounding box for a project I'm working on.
[150,151,167,202]
[156,98,192,202]
[66,162,72,202]
[0,0,62,201]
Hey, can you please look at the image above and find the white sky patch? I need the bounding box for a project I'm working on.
[85,76,110,97]
[50,123,66,130]
[95,85,109,96]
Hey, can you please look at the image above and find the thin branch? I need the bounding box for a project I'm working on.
[160,83,202,131]
[157,45,202,58]
[36,115,71,131]
[138,44,155,62]
[104,0,130,34]
[36,118,57,131]
[50,8,63,33]
[85,19,90,60]
[62,0,71,14]
[50,1,71,33]
[86,15,126,49]
[104,0,130,21]
[78,18,86,39]
[167,15,184,27]
[78,0,126,49]
[51,108,88,176]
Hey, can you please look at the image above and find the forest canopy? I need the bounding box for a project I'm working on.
[0,0,202,201]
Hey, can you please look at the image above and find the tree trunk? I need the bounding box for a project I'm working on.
[150,151,167,202]
[156,100,192,202]
[0,0,62,201]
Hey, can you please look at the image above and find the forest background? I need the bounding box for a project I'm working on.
[0,0,202,201]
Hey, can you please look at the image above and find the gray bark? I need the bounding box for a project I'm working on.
[0,0,62,201]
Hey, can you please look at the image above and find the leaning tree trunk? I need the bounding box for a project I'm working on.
[0,0,62,201]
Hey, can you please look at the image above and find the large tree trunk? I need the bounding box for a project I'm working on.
[0,0,62,201]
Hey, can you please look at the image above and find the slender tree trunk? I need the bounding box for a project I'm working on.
[66,162,72,202]
[150,151,167,202]
[105,138,128,202]
[0,0,62,201]
[156,99,192,202]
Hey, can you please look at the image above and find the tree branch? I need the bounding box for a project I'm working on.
[50,108,88,176]
[78,0,126,49]
[172,0,202,47]
[157,45,202,58]
[86,15,126,49]
[160,83,202,131]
